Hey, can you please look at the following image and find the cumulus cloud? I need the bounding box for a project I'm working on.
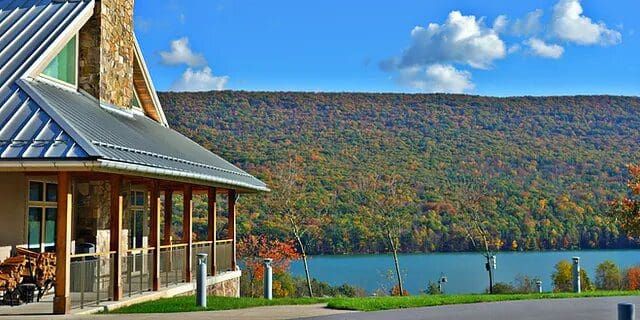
[398,64,474,93]
[397,11,506,70]
[511,9,544,36]
[493,15,509,34]
[551,0,621,45]
[525,38,564,58]
[160,37,208,67]
[170,67,229,92]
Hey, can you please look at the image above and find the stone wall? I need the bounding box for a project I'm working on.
[207,276,240,297]
[78,0,134,108]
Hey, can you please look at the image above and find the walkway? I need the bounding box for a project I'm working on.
[303,296,640,320]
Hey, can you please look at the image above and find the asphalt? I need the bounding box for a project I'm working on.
[301,296,640,320]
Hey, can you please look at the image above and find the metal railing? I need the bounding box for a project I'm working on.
[122,248,154,297]
[192,241,213,276]
[69,252,114,309]
[159,244,187,287]
[216,239,233,273]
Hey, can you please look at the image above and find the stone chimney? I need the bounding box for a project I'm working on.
[78,0,135,108]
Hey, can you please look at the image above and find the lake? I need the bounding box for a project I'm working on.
[289,250,640,294]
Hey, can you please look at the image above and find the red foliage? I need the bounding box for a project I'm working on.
[390,285,410,296]
[238,234,301,280]
[626,267,640,290]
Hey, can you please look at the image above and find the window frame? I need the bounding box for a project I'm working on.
[26,179,58,253]
[39,33,79,90]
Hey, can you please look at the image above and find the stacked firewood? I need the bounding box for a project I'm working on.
[0,255,26,292]
[34,252,56,288]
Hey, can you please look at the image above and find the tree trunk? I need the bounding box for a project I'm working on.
[486,255,493,294]
[296,235,313,297]
[389,233,404,296]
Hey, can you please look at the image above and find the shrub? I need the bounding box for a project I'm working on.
[491,282,516,294]
[424,281,441,295]
[624,266,640,290]
[595,260,622,290]
[513,274,541,293]
[552,260,573,292]
[580,269,595,292]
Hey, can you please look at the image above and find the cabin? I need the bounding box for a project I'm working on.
[0,0,267,314]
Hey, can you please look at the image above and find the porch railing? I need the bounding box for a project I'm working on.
[191,241,213,276]
[122,248,154,297]
[159,243,187,287]
[215,239,233,273]
[69,252,114,309]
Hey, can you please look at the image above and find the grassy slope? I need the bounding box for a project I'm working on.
[107,291,639,313]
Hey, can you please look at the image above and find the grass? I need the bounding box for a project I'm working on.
[106,291,640,314]
[106,296,327,314]
[327,291,640,311]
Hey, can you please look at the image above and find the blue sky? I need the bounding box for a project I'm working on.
[134,0,638,96]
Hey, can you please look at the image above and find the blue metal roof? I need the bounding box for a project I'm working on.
[0,0,268,192]
[0,0,92,159]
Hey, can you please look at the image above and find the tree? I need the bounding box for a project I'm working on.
[624,266,640,290]
[595,260,622,290]
[443,174,501,293]
[552,260,573,292]
[266,158,324,297]
[358,174,416,296]
[238,234,301,297]
[609,164,640,236]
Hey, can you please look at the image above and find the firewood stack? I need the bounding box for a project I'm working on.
[34,252,56,288]
[0,255,26,292]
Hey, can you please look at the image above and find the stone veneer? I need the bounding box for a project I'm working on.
[78,0,134,109]
[207,276,241,297]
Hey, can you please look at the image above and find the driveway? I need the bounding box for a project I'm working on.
[301,296,640,320]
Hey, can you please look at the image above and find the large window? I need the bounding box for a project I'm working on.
[42,35,77,86]
[27,181,57,252]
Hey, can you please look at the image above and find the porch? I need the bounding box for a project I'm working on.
[0,171,242,314]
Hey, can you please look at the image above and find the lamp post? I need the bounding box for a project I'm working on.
[438,274,448,294]
[486,254,497,294]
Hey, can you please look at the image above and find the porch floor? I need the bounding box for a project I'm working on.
[0,270,241,316]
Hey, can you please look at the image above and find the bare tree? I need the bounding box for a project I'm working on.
[443,174,500,294]
[358,174,415,296]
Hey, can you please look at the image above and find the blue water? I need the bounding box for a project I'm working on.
[289,250,640,294]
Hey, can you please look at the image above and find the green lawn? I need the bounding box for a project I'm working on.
[106,291,639,314]
[327,291,640,311]
[106,296,327,314]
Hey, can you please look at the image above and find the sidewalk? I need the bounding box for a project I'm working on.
[0,304,355,320]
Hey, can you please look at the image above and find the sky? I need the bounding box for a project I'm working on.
[134,0,639,96]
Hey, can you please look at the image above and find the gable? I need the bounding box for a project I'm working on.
[133,35,168,126]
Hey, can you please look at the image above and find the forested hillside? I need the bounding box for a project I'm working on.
[158,91,640,254]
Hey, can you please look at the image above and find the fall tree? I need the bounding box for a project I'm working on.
[238,234,301,297]
[357,174,416,296]
[595,260,622,290]
[609,164,640,237]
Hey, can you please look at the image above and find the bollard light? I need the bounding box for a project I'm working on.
[264,258,273,300]
[491,255,497,270]
[572,257,581,293]
[536,280,542,293]
[196,253,208,307]
[618,303,635,320]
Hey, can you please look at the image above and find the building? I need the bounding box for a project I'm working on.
[0,0,268,314]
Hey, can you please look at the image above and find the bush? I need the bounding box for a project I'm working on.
[491,282,516,294]
[595,260,622,290]
[513,274,541,293]
[580,269,595,292]
[624,266,640,290]
[552,260,573,292]
[424,281,441,295]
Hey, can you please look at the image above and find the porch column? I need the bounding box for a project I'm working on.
[53,172,71,314]
[163,190,173,245]
[183,185,193,282]
[207,187,217,275]
[150,181,161,290]
[109,176,123,301]
[228,190,237,270]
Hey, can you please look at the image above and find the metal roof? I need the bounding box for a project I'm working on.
[0,0,268,192]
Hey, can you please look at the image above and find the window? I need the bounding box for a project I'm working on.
[27,181,57,252]
[42,35,77,86]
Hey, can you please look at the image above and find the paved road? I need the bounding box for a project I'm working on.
[301,296,640,320]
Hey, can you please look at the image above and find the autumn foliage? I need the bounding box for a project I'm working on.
[625,266,640,290]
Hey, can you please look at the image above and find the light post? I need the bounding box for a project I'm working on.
[438,274,448,294]
[486,254,497,294]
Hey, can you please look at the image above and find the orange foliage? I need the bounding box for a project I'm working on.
[238,234,301,281]
[626,267,640,290]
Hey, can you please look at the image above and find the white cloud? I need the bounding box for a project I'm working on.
[397,11,506,70]
[398,64,474,93]
[170,67,229,92]
[493,15,509,34]
[507,44,521,54]
[525,38,564,58]
[551,0,621,45]
[512,9,544,36]
[160,37,208,67]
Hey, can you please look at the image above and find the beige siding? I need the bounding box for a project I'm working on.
[0,172,26,260]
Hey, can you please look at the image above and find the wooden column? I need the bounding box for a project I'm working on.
[109,176,123,301]
[53,172,71,314]
[150,181,161,291]
[183,185,193,282]
[228,190,237,271]
[163,190,173,245]
[207,187,217,275]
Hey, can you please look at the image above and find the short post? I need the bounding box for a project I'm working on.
[618,303,635,320]
[572,257,581,293]
[196,253,207,307]
[264,258,273,300]
[536,280,542,293]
